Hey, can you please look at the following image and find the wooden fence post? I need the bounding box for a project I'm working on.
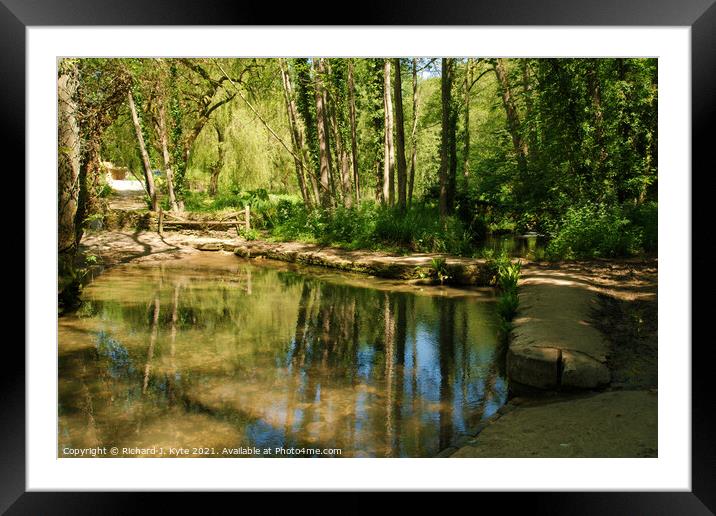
[245,205,250,230]
[158,207,164,236]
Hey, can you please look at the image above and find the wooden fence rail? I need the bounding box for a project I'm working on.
[158,206,250,236]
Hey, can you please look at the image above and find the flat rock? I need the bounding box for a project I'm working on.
[507,346,561,389]
[561,350,610,389]
[507,265,612,390]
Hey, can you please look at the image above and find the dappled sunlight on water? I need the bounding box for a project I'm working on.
[58,254,506,458]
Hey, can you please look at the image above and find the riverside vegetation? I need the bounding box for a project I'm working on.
[58,57,657,293]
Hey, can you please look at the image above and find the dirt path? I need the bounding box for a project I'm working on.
[107,188,147,211]
[79,229,241,267]
[450,390,657,458]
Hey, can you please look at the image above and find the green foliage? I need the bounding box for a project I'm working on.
[84,57,657,261]
[496,290,519,321]
[546,203,643,259]
[269,201,474,255]
[625,201,658,253]
[497,258,521,292]
[238,227,259,240]
[484,252,521,342]
[430,257,451,284]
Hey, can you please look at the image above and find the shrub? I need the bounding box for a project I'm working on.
[430,257,451,284]
[496,290,519,320]
[268,201,474,255]
[626,201,657,253]
[497,259,521,292]
[546,203,643,259]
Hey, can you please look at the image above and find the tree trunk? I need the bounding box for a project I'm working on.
[314,59,333,209]
[58,63,81,255]
[208,121,225,197]
[278,58,312,208]
[324,62,352,207]
[448,77,458,210]
[348,60,361,204]
[439,58,453,218]
[463,58,472,180]
[74,140,101,250]
[392,58,408,211]
[494,59,528,177]
[128,89,158,211]
[408,58,419,206]
[157,97,179,211]
[587,59,606,180]
[383,59,395,206]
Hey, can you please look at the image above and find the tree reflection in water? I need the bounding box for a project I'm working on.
[58,255,507,457]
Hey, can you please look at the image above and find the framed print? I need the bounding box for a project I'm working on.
[7,0,715,511]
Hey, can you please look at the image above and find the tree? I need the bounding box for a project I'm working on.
[326,59,353,207]
[146,61,180,211]
[494,58,528,178]
[128,88,158,211]
[408,58,420,206]
[155,91,179,211]
[383,59,395,205]
[58,59,80,255]
[208,119,226,197]
[393,58,408,211]
[438,58,454,218]
[314,58,333,208]
[278,58,313,208]
[347,59,361,203]
[74,59,131,248]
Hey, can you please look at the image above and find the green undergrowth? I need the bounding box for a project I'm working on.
[486,252,522,344]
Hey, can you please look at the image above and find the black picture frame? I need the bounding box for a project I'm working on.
[7,0,715,512]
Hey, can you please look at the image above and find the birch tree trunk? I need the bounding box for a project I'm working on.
[128,89,158,211]
[383,59,395,206]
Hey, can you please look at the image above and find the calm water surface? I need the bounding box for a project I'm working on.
[58,253,507,458]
